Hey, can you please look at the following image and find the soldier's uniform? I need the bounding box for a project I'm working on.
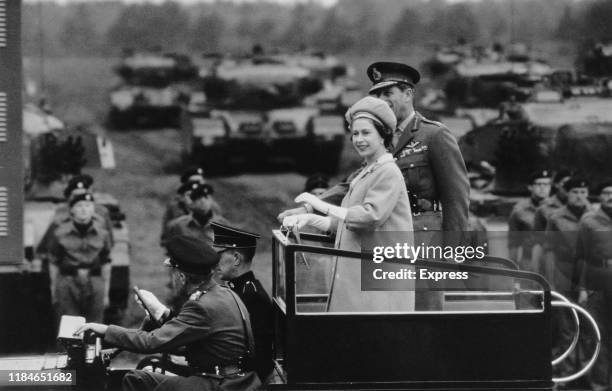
[227,271,273,381]
[576,204,612,391]
[161,194,190,237]
[109,235,261,391]
[45,194,112,323]
[212,222,274,382]
[533,194,565,232]
[161,180,222,245]
[546,205,591,292]
[508,198,541,271]
[37,177,115,255]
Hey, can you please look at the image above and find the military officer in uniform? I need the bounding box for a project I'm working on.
[161,182,228,312]
[507,170,552,272]
[278,62,470,310]
[212,222,273,383]
[531,170,572,275]
[161,167,222,241]
[38,174,114,256]
[45,192,112,323]
[161,182,226,247]
[576,179,612,391]
[544,178,591,377]
[75,235,261,391]
[533,170,571,233]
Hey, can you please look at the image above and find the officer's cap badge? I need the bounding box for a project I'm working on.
[372,67,382,82]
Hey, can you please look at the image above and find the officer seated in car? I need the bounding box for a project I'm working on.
[75,234,261,391]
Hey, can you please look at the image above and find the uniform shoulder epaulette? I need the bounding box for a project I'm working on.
[189,289,208,301]
[420,117,443,127]
[243,280,258,295]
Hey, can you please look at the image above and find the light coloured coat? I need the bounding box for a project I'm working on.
[328,153,415,312]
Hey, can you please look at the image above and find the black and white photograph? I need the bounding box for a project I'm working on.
[1,0,612,389]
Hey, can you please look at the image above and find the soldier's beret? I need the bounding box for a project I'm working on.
[180,167,206,184]
[304,174,329,193]
[164,235,220,275]
[596,179,612,194]
[529,169,552,183]
[64,174,94,199]
[563,177,589,191]
[345,96,397,132]
[212,222,260,250]
[367,61,421,94]
[69,192,94,208]
[188,182,214,200]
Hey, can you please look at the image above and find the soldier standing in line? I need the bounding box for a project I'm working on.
[38,174,114,256]
[161,182,227,247]
[531,170,572,273]
[544,178,591,378]
[279,62,470,310]
[161,182,228,312]
[507,170,552,272]
[76,235,261,391]
[44,192,112,323]
[161,167,222,240]
[212,222,273,383]
[576,179,612,391]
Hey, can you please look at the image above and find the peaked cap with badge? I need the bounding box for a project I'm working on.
[180,167,206,184]
[64,174,94,199]
[211,222,260,250]
[164,235,220,275]
[188,182,215,201]
[68,191,95,208]
[367,61,421,94]
[529,169,552,183]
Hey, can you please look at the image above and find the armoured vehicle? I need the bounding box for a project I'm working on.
[108,52,197,129]
[460,88,612,219]
[420,44,555,137]
[273,51,362,113]
[579,42,612,79]
[182,56,346,174]
[23,105,130,328]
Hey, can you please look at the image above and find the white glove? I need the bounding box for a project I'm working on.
[134,289,168,321]
[282,213,332,232]
[294,192,347,220]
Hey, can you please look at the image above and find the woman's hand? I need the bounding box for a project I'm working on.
[282,214,332,232]
[74,323,108,337]
[294,193,347,220]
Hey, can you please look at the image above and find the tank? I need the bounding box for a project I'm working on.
[460,90,612,218]
[108,52,197,129]
[22,104,130,341]
[181,55,347,175]
[579,42,612,79]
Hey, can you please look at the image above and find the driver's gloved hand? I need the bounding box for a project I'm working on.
[134,289,169,321]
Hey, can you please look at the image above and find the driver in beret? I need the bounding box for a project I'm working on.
[75,234,261,391]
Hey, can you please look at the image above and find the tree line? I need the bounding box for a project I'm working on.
[21,0,612,58]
